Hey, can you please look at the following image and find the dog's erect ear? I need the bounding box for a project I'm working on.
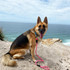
[44,17,48,24]
[37,16,41,24]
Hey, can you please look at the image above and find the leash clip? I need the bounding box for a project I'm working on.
[36,38,38,43]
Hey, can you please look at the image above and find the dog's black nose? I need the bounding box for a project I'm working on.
[39,29,45,34]
[40,29,42,33]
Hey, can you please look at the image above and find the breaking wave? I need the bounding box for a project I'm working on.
[63,39,70,46]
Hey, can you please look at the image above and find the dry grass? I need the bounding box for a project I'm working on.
[0,28,4,41]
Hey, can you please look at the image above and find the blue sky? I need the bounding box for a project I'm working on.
[0,0,70,24]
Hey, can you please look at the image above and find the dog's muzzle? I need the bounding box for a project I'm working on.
[39,29,45,34]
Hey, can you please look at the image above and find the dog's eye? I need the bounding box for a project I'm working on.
[39,25,41,28]
[43,25,45,28]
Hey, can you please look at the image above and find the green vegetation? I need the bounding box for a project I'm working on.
[0,28,4,41]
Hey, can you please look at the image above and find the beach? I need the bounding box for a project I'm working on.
[0,38,70,70]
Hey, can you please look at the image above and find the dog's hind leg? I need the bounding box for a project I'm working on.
[13,53,25,59]
[10,49,26,59]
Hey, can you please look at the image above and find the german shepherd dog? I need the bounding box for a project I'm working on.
[2,16,48,66]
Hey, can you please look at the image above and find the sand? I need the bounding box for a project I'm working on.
[0,39,70,70]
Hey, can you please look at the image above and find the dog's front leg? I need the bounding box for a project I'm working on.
[31,45,36,62]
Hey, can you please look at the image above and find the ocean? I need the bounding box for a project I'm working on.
[0,22,70,46]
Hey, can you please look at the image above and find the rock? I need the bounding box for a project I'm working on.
[42,38,62,46]
[0,39,70,70]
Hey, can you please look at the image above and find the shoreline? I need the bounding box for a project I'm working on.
[63,42,70,46]
[5,37,70,47]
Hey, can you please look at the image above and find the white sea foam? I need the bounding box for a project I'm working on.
[63,39,70,46]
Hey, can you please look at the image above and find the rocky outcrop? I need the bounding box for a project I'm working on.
[0,39,70,70]
[42,38,62,46]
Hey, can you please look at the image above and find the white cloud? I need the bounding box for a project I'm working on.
[0,0,70,24]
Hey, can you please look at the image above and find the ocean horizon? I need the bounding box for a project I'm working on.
[0,22,70,46]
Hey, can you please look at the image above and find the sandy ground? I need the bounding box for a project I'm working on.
[0,39,70,70]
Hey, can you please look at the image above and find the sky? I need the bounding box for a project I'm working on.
[0,0,70,24]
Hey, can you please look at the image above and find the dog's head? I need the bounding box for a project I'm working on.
[34,16,48,38]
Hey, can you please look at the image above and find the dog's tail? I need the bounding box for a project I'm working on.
[1,52,17,66]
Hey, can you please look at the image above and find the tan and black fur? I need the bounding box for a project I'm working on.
[1,16,48,66]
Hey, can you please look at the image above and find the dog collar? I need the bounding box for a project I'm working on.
[35,32,39,37]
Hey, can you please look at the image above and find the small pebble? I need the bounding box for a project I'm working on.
[59,60,63,63]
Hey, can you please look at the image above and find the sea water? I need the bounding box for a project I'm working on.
[0,22,70,46]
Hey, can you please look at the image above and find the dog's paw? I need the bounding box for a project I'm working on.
[33,59,37,63]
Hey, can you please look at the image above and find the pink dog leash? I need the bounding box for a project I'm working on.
[35,38,50,70]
